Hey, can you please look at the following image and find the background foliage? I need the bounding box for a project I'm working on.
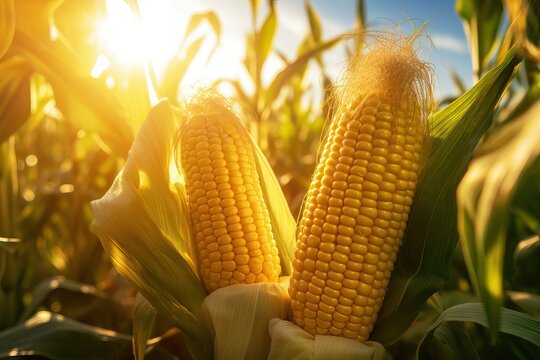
[0,0,539,359]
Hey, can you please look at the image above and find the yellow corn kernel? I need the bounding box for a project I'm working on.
[179,96,281,292]
[288,32,432,342]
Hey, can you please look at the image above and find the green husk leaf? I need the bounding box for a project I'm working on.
[268,318,389,360]
[204,280,290,360]
[0,311,132,359]
[91,100,212,359]
[133,294,156,360]
[371,47,521,345]
[177,91,295,277]
[417,303,540,357]
[457,99,540,339]
[250,136,297,275]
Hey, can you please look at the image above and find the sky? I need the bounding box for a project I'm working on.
[125,0,474,100]
[312,0,473,96]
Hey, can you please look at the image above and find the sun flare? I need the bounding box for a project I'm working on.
[98,0,181,68]
[95,0,246,93]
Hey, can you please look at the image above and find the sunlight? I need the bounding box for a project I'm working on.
[96,0,247,92]
[98,0,180,68]
[99,0,145,64]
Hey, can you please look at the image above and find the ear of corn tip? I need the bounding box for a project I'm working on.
[177,94,281,292]
[288,32,433,342]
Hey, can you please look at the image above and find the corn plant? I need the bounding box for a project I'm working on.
[0,0,539,359]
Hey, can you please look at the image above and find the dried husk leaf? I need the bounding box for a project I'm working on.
[268,318,389,360]
[203,279,290,360]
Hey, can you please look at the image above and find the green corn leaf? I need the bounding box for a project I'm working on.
[0,138,18,238]
[160,36,205,102]
[417,303,540,357]
[457,0,504,80]
[160,11,221,102]
[250,0,261,21]
[11,31,133,157]
[256,7,277,74]
[512,159,540,243]
[0,311,132,359]
[304,0,327,73]
[220,79,253,111]
[158,11,221,104]
[180,11,221,67]
[457,99,540,340]
[512,236,540,290]
[244,33,258,83]
[305,0,322,43]
[508,291,540,317]
[0,0,15,59]
[525,0,540,46]
[17,276,112,323]
[133,294,156,360]
[0,57,32,144]
[504,71,540,123]
[0,238,20,252]
[504,0,540,61]
[55,0,151,132]
[355,0,366,52]
[420,321,480,360]
[448,66,468,94]
[183,11,221,50]
[13,0,62,44]
[371,47,521,345]
[13,276,128,332]
[265,36,341,103]
[91,100,213,359]
[52,1,108,71]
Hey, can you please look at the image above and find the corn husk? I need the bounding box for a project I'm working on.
[268,318,389,360]
[203,278,290,360]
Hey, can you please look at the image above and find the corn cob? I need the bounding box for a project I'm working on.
[288,34,432,342]
[179,96,281,292]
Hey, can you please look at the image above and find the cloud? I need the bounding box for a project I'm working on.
[431,33,469,54]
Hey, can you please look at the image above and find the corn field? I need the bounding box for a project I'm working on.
[1,0,540,359]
